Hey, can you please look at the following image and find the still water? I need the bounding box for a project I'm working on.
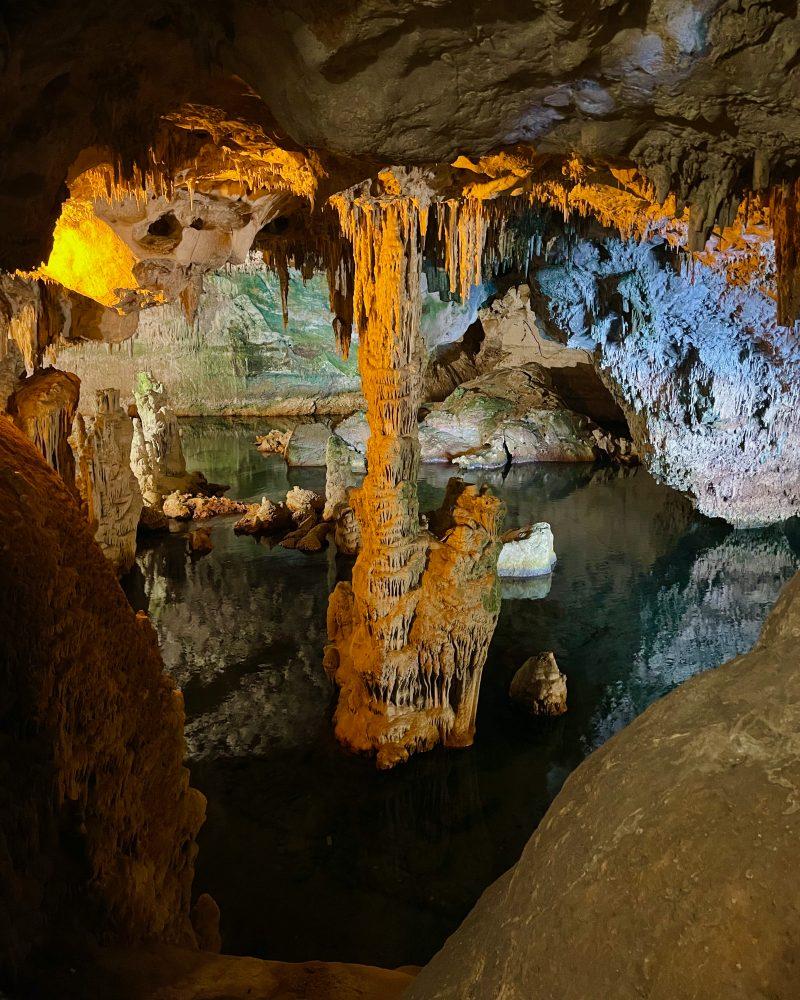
[124,417,800,968]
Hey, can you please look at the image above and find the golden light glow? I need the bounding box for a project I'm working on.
[41,198,139,307]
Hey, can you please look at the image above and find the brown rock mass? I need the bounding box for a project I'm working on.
[0,415,204,984]
[70,388,144,575]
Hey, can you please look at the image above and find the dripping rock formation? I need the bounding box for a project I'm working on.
[327,477,504,769]
[531,232,800,526]
[131,372,203,509]
[9,367,80,490]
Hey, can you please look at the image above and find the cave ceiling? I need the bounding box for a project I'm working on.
[0,0,798,323]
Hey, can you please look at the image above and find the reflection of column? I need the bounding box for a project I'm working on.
[326,189,505,769]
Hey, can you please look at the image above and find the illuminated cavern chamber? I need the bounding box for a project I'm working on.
[2,4,800,994]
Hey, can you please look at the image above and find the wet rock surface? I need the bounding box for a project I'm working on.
[497,523,557,578]
[532,234,800,526]
[71,388,144,574]
[0,416,203,982]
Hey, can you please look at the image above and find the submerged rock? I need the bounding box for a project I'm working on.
[234,497,292,536]
[500,575,553,601]
[497,523,556,578]
[164,491,250,522]
[509,652,568,716]
[163,491,192,520]
[295,521,331,553]
[138,505,169,534]
[255,428,290,456]
[232,489,327,551]
[188,527,213,556]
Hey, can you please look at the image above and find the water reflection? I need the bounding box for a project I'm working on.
[124,418,800,968]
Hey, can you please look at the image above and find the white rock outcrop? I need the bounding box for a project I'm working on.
[531,234,800,527]
[497,523,556,578]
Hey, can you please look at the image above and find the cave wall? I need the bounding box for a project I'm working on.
[57,261,485,416]
[531,233,800,527]
[0,416,204,985]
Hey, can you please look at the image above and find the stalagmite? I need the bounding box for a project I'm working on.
[325,178,505,768]
[130,371,204,508]
[8,367,80,489]
[71,388,144,575]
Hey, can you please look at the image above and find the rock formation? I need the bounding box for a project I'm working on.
[530,233,800,526]
[163,492,250,522]
[0,416,204,985]
[59,262,365,417]
[497,523,557,579]
[509,652,568,716]
[255,429,290,456]
[283,422,332,467]
[408,569,800,1000]
[233,487,328,553]
[2,3,800,989]
[323,433,363,520]
[8,367,80,489]
[130,372,203,509]
[327,476,504,769]
[419,364,633,468]
[187,527,213,556]
[322,175,507,768]
[71,388,144,575]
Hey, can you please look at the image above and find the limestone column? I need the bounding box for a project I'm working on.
[326,182,505,768]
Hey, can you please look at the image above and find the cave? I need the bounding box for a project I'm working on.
[2,3,800,998]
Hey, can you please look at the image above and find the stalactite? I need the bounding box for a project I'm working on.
[771,180,800,328]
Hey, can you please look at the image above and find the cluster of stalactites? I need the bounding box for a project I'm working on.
[771,180,800,328]
[0,276,65,375]
[71,111,325,212]
[260,225,354,357]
